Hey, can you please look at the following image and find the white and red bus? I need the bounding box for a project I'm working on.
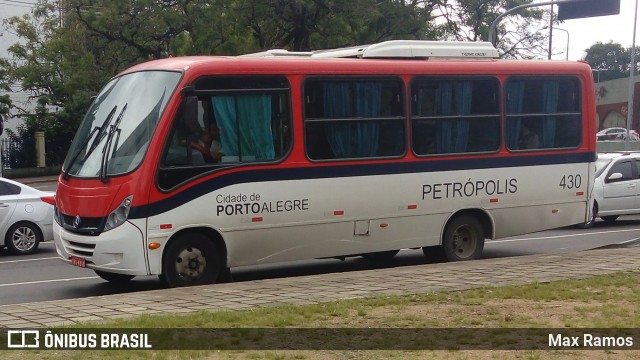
[53,40,596,287]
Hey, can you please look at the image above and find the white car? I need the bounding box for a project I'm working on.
[596,127,640,141]
[0,178,55,255]
[581,152,640,228]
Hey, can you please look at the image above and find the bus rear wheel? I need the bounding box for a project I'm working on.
[160,233,221,287]
[441,215,484,261]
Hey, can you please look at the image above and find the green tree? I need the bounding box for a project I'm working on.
[0,0,553,168]
[1,1,104,137]
[583,42,640,82]
[236,0,439,52]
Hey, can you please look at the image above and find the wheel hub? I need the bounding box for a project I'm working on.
[452,226,476,258]
[13,227,36,251]
[175,247,207,281]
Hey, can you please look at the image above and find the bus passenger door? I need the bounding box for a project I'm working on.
[600,160,636,213]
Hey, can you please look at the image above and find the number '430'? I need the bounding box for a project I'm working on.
[559,174,581,189]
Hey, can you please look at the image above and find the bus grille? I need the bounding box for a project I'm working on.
[59,213,104,235]
[64,240,96,257]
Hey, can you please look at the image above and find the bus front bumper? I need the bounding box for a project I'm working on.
[53,221,149,276]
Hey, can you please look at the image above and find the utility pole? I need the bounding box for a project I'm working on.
[548,5,554,60]
[626,0,638,150]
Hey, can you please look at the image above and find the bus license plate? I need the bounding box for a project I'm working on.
[70,256,86,268]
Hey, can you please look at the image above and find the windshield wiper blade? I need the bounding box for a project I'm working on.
[99,104,127,183]
[84,105,118,162]
[63,105,118,180]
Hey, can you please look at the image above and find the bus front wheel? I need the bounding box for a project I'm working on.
[441,215,484,261]
[160,233,221,287]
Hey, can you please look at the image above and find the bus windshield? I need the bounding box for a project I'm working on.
[63,70,181,179]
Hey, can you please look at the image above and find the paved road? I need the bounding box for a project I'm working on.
[0,241,638,328]
[1,217,639,306]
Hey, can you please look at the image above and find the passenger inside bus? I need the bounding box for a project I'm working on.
[518,121,540,150]
[190,122,224,163]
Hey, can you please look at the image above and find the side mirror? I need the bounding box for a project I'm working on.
[606,172,624,183]
[182,95,200,135]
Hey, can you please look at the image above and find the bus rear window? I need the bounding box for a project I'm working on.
[506,77,582,151]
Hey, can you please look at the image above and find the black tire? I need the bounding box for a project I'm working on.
[441,215,485,261]
[361,250,400,261]
[601,215,619,224]
[159,233,221,287]
[5,222,42,255]
[94,270,135,283]
[576,203,597,229]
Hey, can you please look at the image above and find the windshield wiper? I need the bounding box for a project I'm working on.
[99,104,127,183]
[63,105,118,180]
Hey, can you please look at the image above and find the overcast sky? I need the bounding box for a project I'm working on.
[0,0,37,59]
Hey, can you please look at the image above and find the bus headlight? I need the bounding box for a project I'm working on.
[104,195,133,232]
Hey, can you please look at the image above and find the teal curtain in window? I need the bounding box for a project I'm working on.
[212,95,274,161]
[324,82,381,158]
[436,82,453,154]
[324,83,352,158]
[506,81,525,149]
[212,96,237,156]
[542,81,559,148]
[353,83,381,156]
[437,81,471,153]
[454,81,472,152]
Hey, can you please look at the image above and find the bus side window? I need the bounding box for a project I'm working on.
[163,96,206,167]
[411,77,500,156]
[159,76,292,190]
[304,77,405,161]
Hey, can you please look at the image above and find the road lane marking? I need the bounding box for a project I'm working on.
[488,228,640,244]
[0,277,100,288]
[0,257,61,265]
[0,257,60,265]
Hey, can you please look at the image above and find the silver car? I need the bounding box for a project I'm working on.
[0,177,55,255]
[581,152,640,228]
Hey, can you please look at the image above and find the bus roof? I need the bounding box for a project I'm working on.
[121,56,593,78]
[120,41,592,78]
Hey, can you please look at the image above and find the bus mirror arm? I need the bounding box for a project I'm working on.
[181,85,195,96]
